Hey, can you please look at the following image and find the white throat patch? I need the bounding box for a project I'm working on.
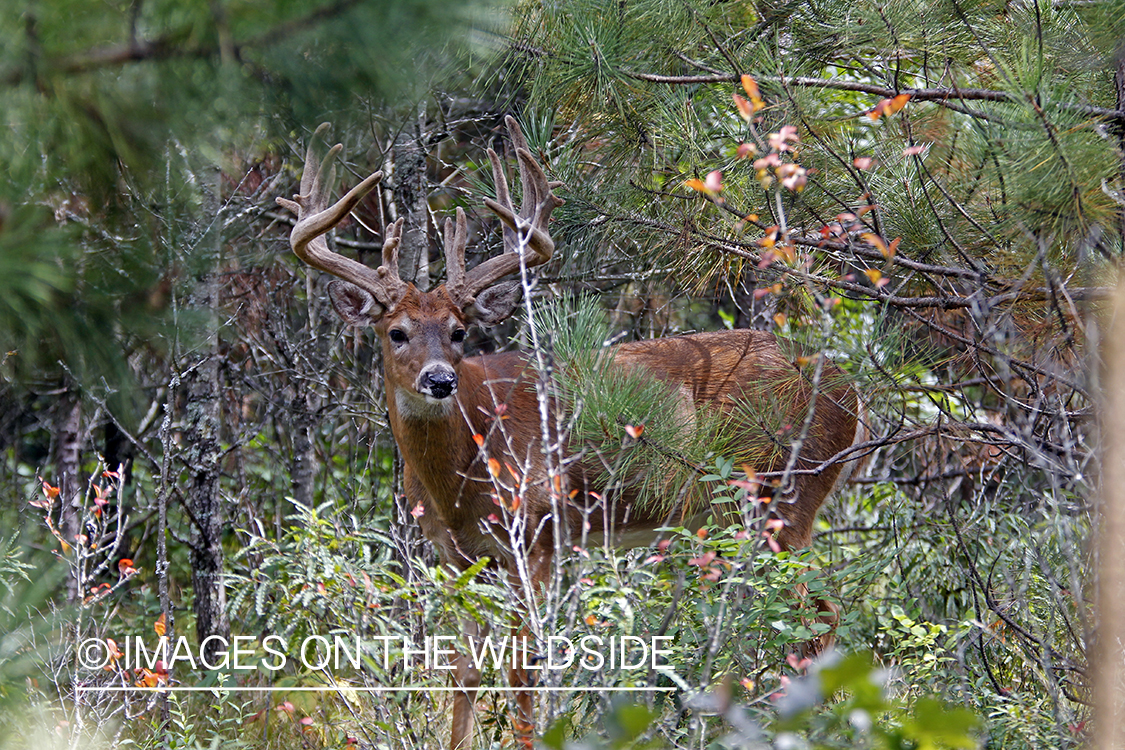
[395,386,456,420]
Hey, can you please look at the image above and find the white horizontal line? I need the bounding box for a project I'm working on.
[77,686,675,693]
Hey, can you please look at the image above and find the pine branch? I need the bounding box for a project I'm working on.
[621,70,1125,122]
[1,0,364,86]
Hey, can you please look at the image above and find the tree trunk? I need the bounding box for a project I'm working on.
[391,105,430,289]
[53,382,82,601]
[289,389,319,509]
[186,168,230,667]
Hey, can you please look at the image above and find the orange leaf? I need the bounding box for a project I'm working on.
[733,93,754,121]
[741,74,760,100]
[42,482,60,499]
[683,178,707,193]
[740,75,765,111]
[624,424,644,439]
[136,668,159,688]
[887,93,910,114]
[472,433,484,447]
[773,313,788,328]
[154,612,166,637]
[861,232,889,256]
[863,269,883,284]
[488,458,501,478]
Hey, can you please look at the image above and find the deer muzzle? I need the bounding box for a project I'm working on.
[418,366,458,400]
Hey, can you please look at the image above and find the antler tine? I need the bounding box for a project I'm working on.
[381,218,405,282]
[444,208,469,302]
[300,122,333,198]
[276,124,406,309]
[461,116,565,301]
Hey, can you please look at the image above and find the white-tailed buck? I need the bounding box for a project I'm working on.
[277,118,861,749]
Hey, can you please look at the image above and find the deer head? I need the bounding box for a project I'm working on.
[276,118,564,412]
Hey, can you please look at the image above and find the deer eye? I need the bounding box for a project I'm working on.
[451,329,467,344]
[389,329,408,344]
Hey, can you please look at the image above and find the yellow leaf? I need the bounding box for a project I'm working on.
[863,269,883,284]
[773,313,788,328]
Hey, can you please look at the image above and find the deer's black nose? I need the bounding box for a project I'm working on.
[420,369,457,399]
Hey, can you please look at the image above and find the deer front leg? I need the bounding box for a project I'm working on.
[508,541,554,749]
[510,619,536,750]
[451,616,488,750]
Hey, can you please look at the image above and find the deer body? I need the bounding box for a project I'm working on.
[388,327,856,563]
[278,119,860,749]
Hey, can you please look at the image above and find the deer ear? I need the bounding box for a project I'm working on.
[465,281,522,326]
[328,280,386,327]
